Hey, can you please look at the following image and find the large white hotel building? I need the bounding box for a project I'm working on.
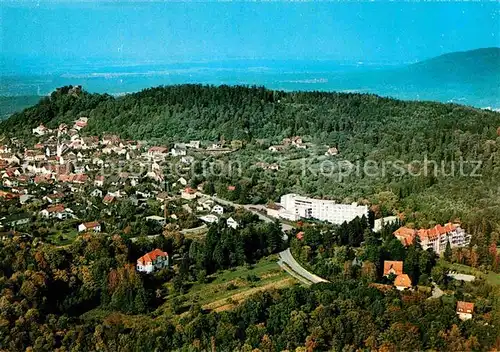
[275,193,369,224]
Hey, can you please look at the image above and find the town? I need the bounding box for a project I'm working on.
[0,114,485,326]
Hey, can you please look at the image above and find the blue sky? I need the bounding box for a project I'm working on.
[2,1,500,67]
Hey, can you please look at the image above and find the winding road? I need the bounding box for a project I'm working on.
[199,192,328,285]
[278,248,328,284]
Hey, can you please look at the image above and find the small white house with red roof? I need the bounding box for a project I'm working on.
[32,124,50,136]
[94,175,105,187]
[456,301,474,321]
[78,221,101,233]
[181,187,197,200]
[136,249,169,273]
[147,146,169,160]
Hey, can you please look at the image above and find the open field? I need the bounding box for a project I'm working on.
[437,260,500,286]
[164,255,297,313]
[47,229,79,246]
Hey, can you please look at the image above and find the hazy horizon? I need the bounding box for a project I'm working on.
[2,1,499,74]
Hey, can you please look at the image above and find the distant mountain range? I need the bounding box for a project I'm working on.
[409,47,500,80]
[1,47,499,118]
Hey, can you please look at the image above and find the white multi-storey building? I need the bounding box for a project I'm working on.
[279,193,368,224]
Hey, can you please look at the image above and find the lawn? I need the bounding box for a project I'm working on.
[47,229,79,246]
[163,255,297,313]
[437,260,500,287]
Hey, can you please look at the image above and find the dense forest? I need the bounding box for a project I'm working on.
[4,84,500,146]
[0,229,498,352]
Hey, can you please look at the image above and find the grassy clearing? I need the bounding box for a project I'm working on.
[164,255,297,313]
[47,229,79,246]
[204,277,295,312]
[437,260,500,286]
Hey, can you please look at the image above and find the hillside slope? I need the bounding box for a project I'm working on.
[2,84,500,232]
[409,47,500,80]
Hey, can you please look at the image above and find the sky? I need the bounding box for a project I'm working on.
[1,0,500,70]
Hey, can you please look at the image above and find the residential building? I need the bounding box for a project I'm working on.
[181,187,197,200]
[279,194,368,225]
[199,214,219,224]
[136,249,169,273]
[146,215,166,226]
[394,274,412,291]
[181,156,195,165]
[383,261,404,276]
[393,223,470,255]
[212,205,224,215]
[268,145,285,153]
[90,189,103,198]
[147,146,169,160]
[43,193,64,204]
[103,194,116,205]
[456,301,474,321]
[78,221,101,233]
[325,147,338,156]
[188,140,200,149]
[40,205,74,220]
[32,124,50,136]
[19,195,34,205]
[227,217,239,229]
[171,147,187,157]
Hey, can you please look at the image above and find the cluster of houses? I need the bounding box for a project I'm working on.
[254,162,280,171]
[0,115,249,238]
[393,223,470,255]
[269,136,307,153]
[383,260,412,291]
[381,260,475,321]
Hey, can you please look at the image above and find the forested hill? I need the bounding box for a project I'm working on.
[2,84,500,151]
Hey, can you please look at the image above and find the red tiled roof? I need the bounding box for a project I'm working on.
[57,173,88,184]
[82,221,100,229]
[183,187,196,194]
[0,191,17,199]
[296,231,304,240]
[148,146,168,153]
[394,223,460,246]
[46,204,65,213]
[103,194,115,203]
[383,261,404,276]
[394,274,412,288]
[456,301,474,314]
[74,174,88,183]
[227,185,236,191]
[137,248,168,265]
[34,175,52,184]
[418,223,458,240]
